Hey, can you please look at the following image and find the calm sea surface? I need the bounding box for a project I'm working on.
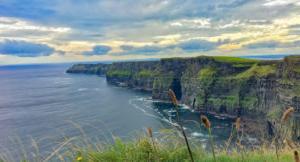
[0,64,233,160]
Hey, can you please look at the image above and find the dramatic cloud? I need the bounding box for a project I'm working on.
[0,0,300,64]
[83,45,112,55]
[0,40,55,57]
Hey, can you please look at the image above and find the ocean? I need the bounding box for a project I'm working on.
[0,64,232,161]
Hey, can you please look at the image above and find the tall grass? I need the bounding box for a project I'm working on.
[8,134,294,162]
[168,89,194,162]
[200,115,216,162]
[274,106,296,161]
[0,123,298,162]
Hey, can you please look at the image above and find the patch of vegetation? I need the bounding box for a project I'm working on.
[195,91,206,106]
[26,136,294,162]
[107,70,131,77]
[198,67,217,88]
[153,73,174,90]
[198,67,216,79]
[208,95,239,110]
[293,84,300,95]
[213,56,259,68]
[267,105,283,119]
[292,65,300,73]
[234,64,276,79]
[213,56,259,64]
[207,97,223,108]
[137,70,158,78]
[240,96,258,110]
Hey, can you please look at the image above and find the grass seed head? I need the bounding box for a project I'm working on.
[200,115,211,129]
[168,89,178,106]
[235,117,241,131]
[147,127,153,138]
[294,150,300,162]
[281,107,295,122]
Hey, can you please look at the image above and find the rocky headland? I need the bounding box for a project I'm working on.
[67,56,300,138]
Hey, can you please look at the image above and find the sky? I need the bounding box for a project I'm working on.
[0,0,300,65]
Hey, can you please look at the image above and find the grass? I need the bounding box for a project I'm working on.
[137,70,158,78]
[234,64,276,79]
[79,141,293,162]
[106,70,131,77]
[213,56,258,63]
[29,136,295,162]
[0,114,298,162]
[213,56,259,68]
[198,68,216,79]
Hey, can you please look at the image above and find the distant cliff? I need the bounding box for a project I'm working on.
[66,63,109,75]
[67,56,300,119]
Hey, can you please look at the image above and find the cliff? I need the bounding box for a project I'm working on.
[66,63,109,75]
[66,56,300,119]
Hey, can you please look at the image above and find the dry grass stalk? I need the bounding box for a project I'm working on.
[147,127,153,138]
[295,151,300,162]
[200,115,211,129]
[225,118,241,154]
[146,127,157,158]
[200,115,216,162]
[281,107,295,123]
[235,117,241,131]
[167,89,194,162]
[168,89,178,106]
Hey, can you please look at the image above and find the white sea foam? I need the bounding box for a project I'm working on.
[129,97,182,127]
[191,132,205,137]
[191,132,210,138]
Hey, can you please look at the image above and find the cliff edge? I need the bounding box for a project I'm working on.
[67,56,300,120]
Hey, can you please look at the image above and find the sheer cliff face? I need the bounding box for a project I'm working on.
[106,61,160,91]
[67,56,300,117]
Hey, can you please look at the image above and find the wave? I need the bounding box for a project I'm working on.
[128,97,180,128]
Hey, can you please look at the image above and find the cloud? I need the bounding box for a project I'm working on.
[244,40,300,49]
[118,39,218,56]
[0,17,70,33]
[0,0,259,31]
[169,18,211,29]
[120,45,135,51]
[0,39,55,57]
[83,45,112,55]
[263,0,300,7]
[1,0,300,64]
[244,41,279,49]
[175,40,217,51]
[120,45,163,55]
